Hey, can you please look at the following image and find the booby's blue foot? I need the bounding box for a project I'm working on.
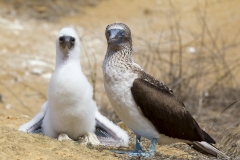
[128,151,152,157]
[111,149,153,157]
[149,138,157,155]
[111,136,157,158]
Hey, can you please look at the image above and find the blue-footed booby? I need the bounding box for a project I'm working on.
[19,27,128,147]
[102,23,229,158]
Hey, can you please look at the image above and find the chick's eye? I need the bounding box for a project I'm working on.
[71,37,75,43]
[59,37,64,42]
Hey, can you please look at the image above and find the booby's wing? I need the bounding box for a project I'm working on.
[131,72,215,143]
[18,102,48,133]
[18,107,128,147]
[95,111,129,147]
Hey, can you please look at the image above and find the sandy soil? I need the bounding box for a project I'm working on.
[0,115,197,160]
[0,0,240,159]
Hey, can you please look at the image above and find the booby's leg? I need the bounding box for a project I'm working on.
[111,135,156,157]
[149,138,157,155]
[110,135,142,154]
[135,135,142,151]
[128,137,156,157]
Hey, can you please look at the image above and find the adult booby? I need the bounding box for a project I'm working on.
[19,27,128,147]
[102,23,229,158]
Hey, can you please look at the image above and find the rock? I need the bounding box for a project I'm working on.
[58,134,72,141]
[78,133,101,145]
[4,104,12,110]
[41,73,52,79]
[28,60,48,67]
[31,68,43,75]
[186,47,196,54]
[58,133,101,146]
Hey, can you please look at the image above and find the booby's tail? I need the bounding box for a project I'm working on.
[95,111,129,147]
[192,141,230,159]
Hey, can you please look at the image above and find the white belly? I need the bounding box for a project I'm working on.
[104,71,160,140]
[42,63,96,140]
[45,99,96,140]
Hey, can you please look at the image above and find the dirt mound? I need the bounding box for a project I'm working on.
[0,115,118,160]
[0,115,207,160]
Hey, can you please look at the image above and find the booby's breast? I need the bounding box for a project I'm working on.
[103,67,160,140]
[49,62,92,106]
[44,61,96,139]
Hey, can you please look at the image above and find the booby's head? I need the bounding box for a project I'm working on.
[105,23,132,51]
[56,27,80,62]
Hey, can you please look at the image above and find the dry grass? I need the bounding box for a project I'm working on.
[0,0,239,159]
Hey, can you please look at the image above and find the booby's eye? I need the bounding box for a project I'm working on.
[59,37,64,42]
[70,37,75,43]
[106,30,110,36]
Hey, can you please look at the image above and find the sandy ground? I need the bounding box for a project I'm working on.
[0,116,119,160]
[0,0,240,159]
[1,115,197,160]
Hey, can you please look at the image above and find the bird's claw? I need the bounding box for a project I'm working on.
[111,149,154,158]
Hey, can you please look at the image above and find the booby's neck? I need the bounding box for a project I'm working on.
[103,43,133,70]
[55,46,81,69]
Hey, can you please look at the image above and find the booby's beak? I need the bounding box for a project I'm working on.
[107,29,124,43]
[59,36,75,50]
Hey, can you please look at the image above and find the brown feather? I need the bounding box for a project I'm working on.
[131,74,215,143]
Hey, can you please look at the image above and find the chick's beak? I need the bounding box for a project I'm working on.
[59,36,75,50]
